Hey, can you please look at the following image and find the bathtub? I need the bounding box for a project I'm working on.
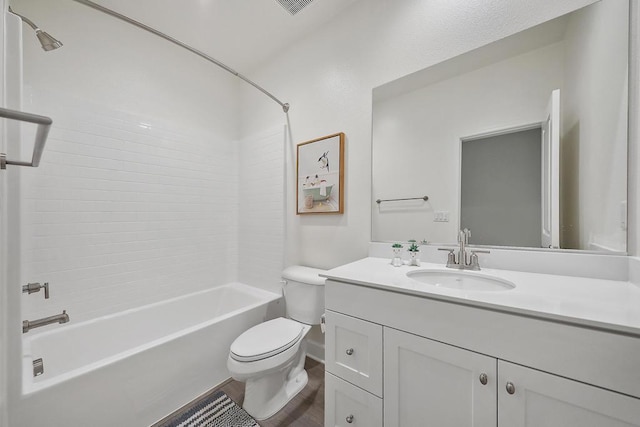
[15,283,281,427]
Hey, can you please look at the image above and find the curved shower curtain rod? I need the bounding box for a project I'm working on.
[72,0,290,113]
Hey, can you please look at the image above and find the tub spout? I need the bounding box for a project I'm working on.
[23,310,69,333]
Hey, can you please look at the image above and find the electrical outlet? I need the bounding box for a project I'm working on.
[433,211,450,222]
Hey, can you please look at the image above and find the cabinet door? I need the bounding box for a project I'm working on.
[498,361,640,427]
[384,327,497,427]
[325,310,383,396]
[325,372,383,427]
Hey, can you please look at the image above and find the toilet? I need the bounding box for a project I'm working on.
[227,265,326,420]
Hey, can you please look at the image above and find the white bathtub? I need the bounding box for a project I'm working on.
[16,283,281,427]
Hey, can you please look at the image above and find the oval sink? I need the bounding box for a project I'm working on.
[406,270,515,292]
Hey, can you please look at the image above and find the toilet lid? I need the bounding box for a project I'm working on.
[230,318,304,362]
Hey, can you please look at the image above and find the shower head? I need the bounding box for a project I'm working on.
[8,6,63,51]
[35,30,63,51]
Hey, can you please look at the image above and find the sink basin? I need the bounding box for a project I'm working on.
[406,270,515,292]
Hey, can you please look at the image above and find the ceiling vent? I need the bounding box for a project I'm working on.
[275,0,314,15]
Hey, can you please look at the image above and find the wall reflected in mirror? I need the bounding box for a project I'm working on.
[372,0,628,252]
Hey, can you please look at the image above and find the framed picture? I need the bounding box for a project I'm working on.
[297,132,345,214]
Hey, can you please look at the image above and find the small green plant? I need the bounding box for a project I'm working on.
[392,243,403,249]
[407,241,420,252]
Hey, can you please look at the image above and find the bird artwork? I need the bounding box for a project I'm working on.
[318,151,329,172]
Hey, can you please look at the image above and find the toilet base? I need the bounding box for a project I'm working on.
[243,367,308,420]
[228,321,313,420]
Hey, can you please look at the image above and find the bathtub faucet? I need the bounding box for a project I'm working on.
[22,282,49,299]
[23,310,69,333]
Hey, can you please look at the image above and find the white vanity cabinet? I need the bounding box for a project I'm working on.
[498,361,640,427]
[324,277,640,427]
[325,310,383,396]
[384,326,640,427]
[384,327,497,426]
[325,372,383,427]
[324,310,383,427]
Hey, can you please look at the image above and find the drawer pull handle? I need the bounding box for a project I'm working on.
[479,373,488,385]
[346,348,354,356]
[346,414,354,423]
[506,382,516,395]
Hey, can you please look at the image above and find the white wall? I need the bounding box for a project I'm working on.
[15,0,241,323]
[562,0,629,252]
[238,126,286,295]
[0,3,7,426]
[630,1,640,257]
[240,0,597,269]
[20,99,241,322]
[2,8,24,427]
[372,43,563,243]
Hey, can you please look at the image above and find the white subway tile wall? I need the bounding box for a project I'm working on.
[21,99,240,322]
[238,127,285,295]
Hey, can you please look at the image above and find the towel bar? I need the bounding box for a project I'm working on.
[376,195,429,204]
[0,106,52,169]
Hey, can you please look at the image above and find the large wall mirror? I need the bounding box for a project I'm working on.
[372,0,629,252]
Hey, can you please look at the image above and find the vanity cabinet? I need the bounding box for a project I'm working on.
[384,326,640,427]
[384,327,497,426]
[324,310,383,427]
[325,310,383,396]
[325,372,383,427]
[324,278,640,427]
[498,361,640,427]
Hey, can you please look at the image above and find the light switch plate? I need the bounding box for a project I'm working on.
[434,211,450,222]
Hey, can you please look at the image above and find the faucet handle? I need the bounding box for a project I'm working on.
[469,252,481,270]
[468,250,489,270]
[22,282,50,299]
[438,248,457,267]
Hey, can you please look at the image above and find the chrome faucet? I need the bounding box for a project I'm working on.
[458,228,471,265]
[23,310,69,333]
[438,228,489,270]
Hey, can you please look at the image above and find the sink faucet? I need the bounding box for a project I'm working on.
[438,228,489,270]
[458,228,471,265]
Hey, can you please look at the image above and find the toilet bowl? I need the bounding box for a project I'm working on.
[227,266,326,420]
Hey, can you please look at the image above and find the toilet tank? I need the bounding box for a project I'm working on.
[282,265,326,325]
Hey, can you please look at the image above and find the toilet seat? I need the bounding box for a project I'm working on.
[230,318,304,362]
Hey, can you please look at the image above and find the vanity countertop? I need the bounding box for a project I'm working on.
[323,257,640,337]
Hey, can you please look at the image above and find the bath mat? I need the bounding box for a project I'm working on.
[156,390,259,427]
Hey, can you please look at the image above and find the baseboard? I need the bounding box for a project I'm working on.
[306,339,325,363]
[629,256,640,286]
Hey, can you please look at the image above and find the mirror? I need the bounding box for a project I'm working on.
[372,0,629,252]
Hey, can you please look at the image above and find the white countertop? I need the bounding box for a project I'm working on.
[323,257,640,337]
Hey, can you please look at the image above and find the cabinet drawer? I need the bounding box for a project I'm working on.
[325,372,383,427]
[325,310,383,396]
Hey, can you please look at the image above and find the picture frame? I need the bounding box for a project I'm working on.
[296,132,345,214]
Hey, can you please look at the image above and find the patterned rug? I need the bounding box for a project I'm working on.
[155,390,259,427]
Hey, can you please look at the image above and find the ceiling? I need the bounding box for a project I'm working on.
[79,0,360,72]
